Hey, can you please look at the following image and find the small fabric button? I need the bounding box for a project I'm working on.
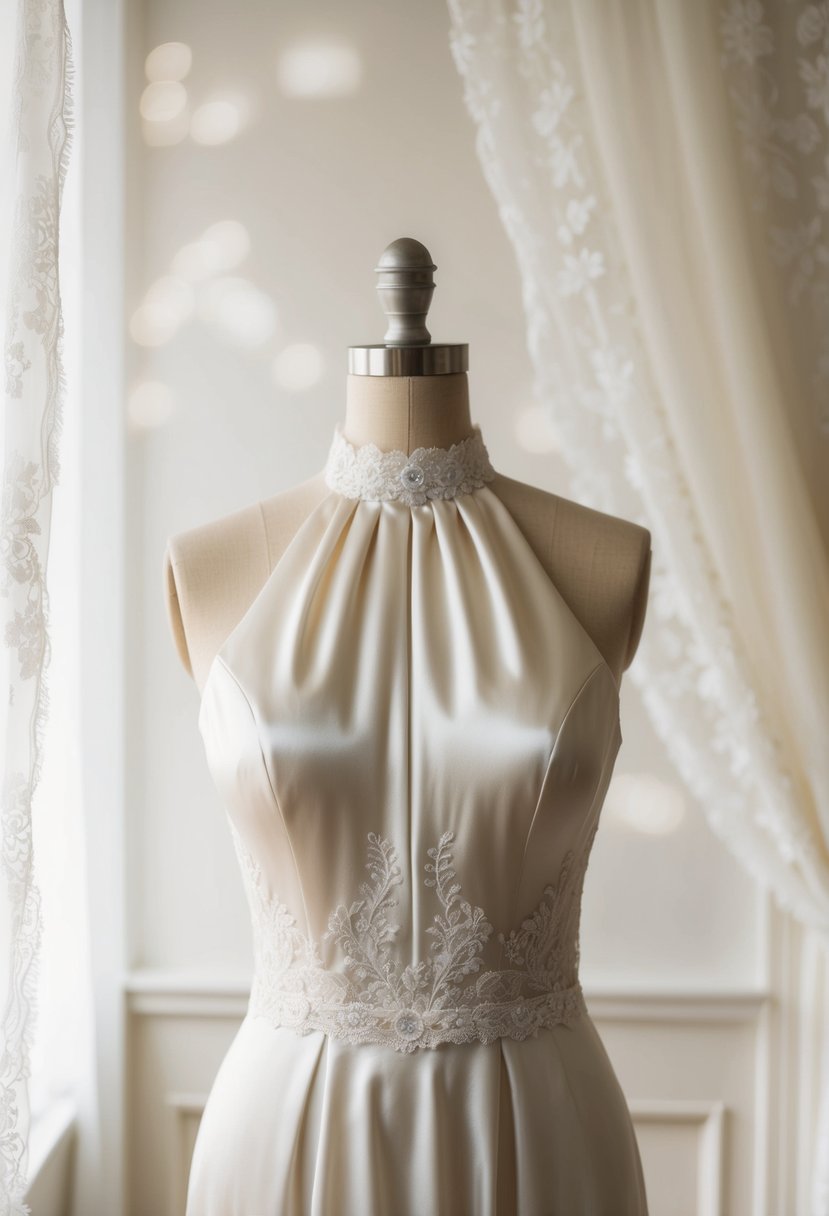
[394,1009,425,1040]
[399,464,426,490]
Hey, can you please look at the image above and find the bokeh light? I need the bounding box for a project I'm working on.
[147,274,195,320]
[173,221,251,281]
[190,97,249,145]
[198,277,277,347]
[272,343,325,391]
[140,80,187,123]
[130,305,175,347]
[276,42,362,98]
[129,276,194,347]
[604,772,687,836]
[140,78,189,146]
[144,42,192,83]
[171,241,213,282]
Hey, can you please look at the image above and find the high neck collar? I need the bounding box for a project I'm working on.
[323,420,496,506]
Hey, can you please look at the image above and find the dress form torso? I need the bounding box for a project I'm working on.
[163,372,651,695]
[179,357,652,1213]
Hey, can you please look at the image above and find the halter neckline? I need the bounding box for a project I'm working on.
[323,421,496,506]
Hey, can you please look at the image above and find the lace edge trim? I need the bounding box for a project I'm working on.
[247,983,588,1052]
[323,421,497,505]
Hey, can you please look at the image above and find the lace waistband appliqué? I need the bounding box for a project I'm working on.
[323,422,496,506]
[231,823,595,1053]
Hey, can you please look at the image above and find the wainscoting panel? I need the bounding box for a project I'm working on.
[127,1005,242,1216]
[166,1094,208,1216]
[629,1100,726,1216]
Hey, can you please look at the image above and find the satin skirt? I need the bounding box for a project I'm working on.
[185,1011,648,1216]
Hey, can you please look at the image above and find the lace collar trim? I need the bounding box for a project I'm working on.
[323,421,496,506]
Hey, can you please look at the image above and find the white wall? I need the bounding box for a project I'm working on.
[120,2,800,1213]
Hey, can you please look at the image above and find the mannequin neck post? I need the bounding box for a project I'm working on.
[343,373,473,454]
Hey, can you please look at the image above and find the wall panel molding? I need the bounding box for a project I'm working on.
[629,1099,727,1216]
[124,970,771,1025]
[166,1093,208,1216]
[126,971,250,1019]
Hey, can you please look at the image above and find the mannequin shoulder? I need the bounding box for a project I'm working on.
[547,486,651,571]
[551,490,652,672]
[163,498,268,680]
[163,470,330,682]
[490,471,650,551]
[488,472,652,675]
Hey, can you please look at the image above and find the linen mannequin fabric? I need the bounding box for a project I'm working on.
[187,422,649,1216]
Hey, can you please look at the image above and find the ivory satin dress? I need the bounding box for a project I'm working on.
[186,422,649,1216]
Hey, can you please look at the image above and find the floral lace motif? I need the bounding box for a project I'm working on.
[323,422,496,506]
[719,0,829,435]
[231,821,595,1053]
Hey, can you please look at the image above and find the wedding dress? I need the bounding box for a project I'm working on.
[186,422,649,1215]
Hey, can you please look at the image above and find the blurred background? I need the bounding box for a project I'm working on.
[4,0,829,1214]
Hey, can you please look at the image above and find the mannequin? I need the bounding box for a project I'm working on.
[163,240,651,694]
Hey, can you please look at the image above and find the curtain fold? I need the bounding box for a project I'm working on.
[0,0,73,1210]
[447,0,829,1207]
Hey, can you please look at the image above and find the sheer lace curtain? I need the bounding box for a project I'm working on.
[446,0,829,1208]
[0,0,73,1210]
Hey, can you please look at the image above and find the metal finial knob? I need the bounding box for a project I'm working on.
[374,238,437,346]
[347,237,468,376]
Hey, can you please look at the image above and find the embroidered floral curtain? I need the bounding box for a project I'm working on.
[446,0,829,1207]
[0,0,73,1209]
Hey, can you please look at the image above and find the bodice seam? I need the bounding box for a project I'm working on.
[502,658,617,964]
[213,652,313,939]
